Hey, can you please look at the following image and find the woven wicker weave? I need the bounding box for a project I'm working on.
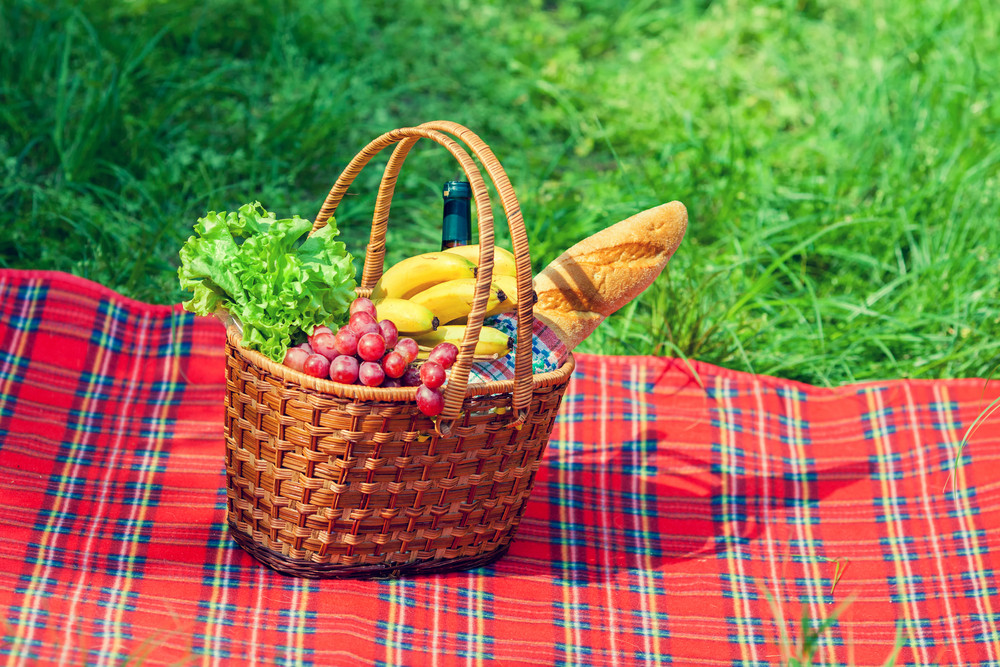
[224,121,575,578]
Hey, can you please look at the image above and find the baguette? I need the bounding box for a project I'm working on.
[533,200,688,351]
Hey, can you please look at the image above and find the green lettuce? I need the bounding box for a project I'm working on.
[178,202,356,362]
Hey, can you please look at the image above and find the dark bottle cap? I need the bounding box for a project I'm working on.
[443,180,472,199]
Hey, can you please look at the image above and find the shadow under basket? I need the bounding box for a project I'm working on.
[224,332,575,579]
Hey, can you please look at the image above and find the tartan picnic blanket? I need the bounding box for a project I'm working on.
[1,269,999,667]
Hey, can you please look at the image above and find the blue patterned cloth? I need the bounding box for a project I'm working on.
[467,313,569,383]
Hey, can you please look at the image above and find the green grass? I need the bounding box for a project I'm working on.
[2,0,998,385]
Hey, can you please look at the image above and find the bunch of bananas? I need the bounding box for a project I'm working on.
[370,245,523,356]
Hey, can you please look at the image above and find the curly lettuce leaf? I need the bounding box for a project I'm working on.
[178,202,356,362]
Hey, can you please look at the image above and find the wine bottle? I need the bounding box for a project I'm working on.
[441,180,472,250]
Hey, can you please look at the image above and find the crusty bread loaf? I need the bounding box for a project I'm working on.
[533,200,688,351]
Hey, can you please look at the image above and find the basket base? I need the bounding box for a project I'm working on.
[228,522,511,580]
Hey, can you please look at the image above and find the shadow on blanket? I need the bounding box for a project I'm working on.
[505,423,873,584]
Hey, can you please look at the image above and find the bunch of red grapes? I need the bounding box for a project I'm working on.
[282,297,458,416]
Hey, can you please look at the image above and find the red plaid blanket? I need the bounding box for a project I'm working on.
[1,269,998,666]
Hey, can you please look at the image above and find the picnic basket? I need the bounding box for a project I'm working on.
[223,121,576,578]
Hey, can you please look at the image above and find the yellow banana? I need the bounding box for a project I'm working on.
[448,275,533,322]
[442,244,518,277]
[408,278,506,325]
[486,275,520,316]
[370,252,477,300]
[373,298,439,334]
[415,325,512,357]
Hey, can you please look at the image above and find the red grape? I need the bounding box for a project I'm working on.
[400,367,422,387]
[378,319,399,348]
[419,361,446,389]
[382,377,402,388]
[394,337,419,364]
[349,311,380,336]
[358,361,385,387]
[357,333,387,362]
[283,347,309,372]
[416,384,444,416]
[427,342,459,370]
[310,332,340,360]
[308,325,333,348]
[297,342,314,354]
[333,327,359,356]
[350,297,378,319]
[302,353,331,379]
[329,355,360,384]
[382,351,408,378]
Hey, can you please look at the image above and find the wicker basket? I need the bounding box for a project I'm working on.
[223,121,575,579]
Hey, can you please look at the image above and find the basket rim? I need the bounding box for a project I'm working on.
[225,325,575,400]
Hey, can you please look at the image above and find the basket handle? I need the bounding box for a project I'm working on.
[364,121,534,422]
[311,125,534,428]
